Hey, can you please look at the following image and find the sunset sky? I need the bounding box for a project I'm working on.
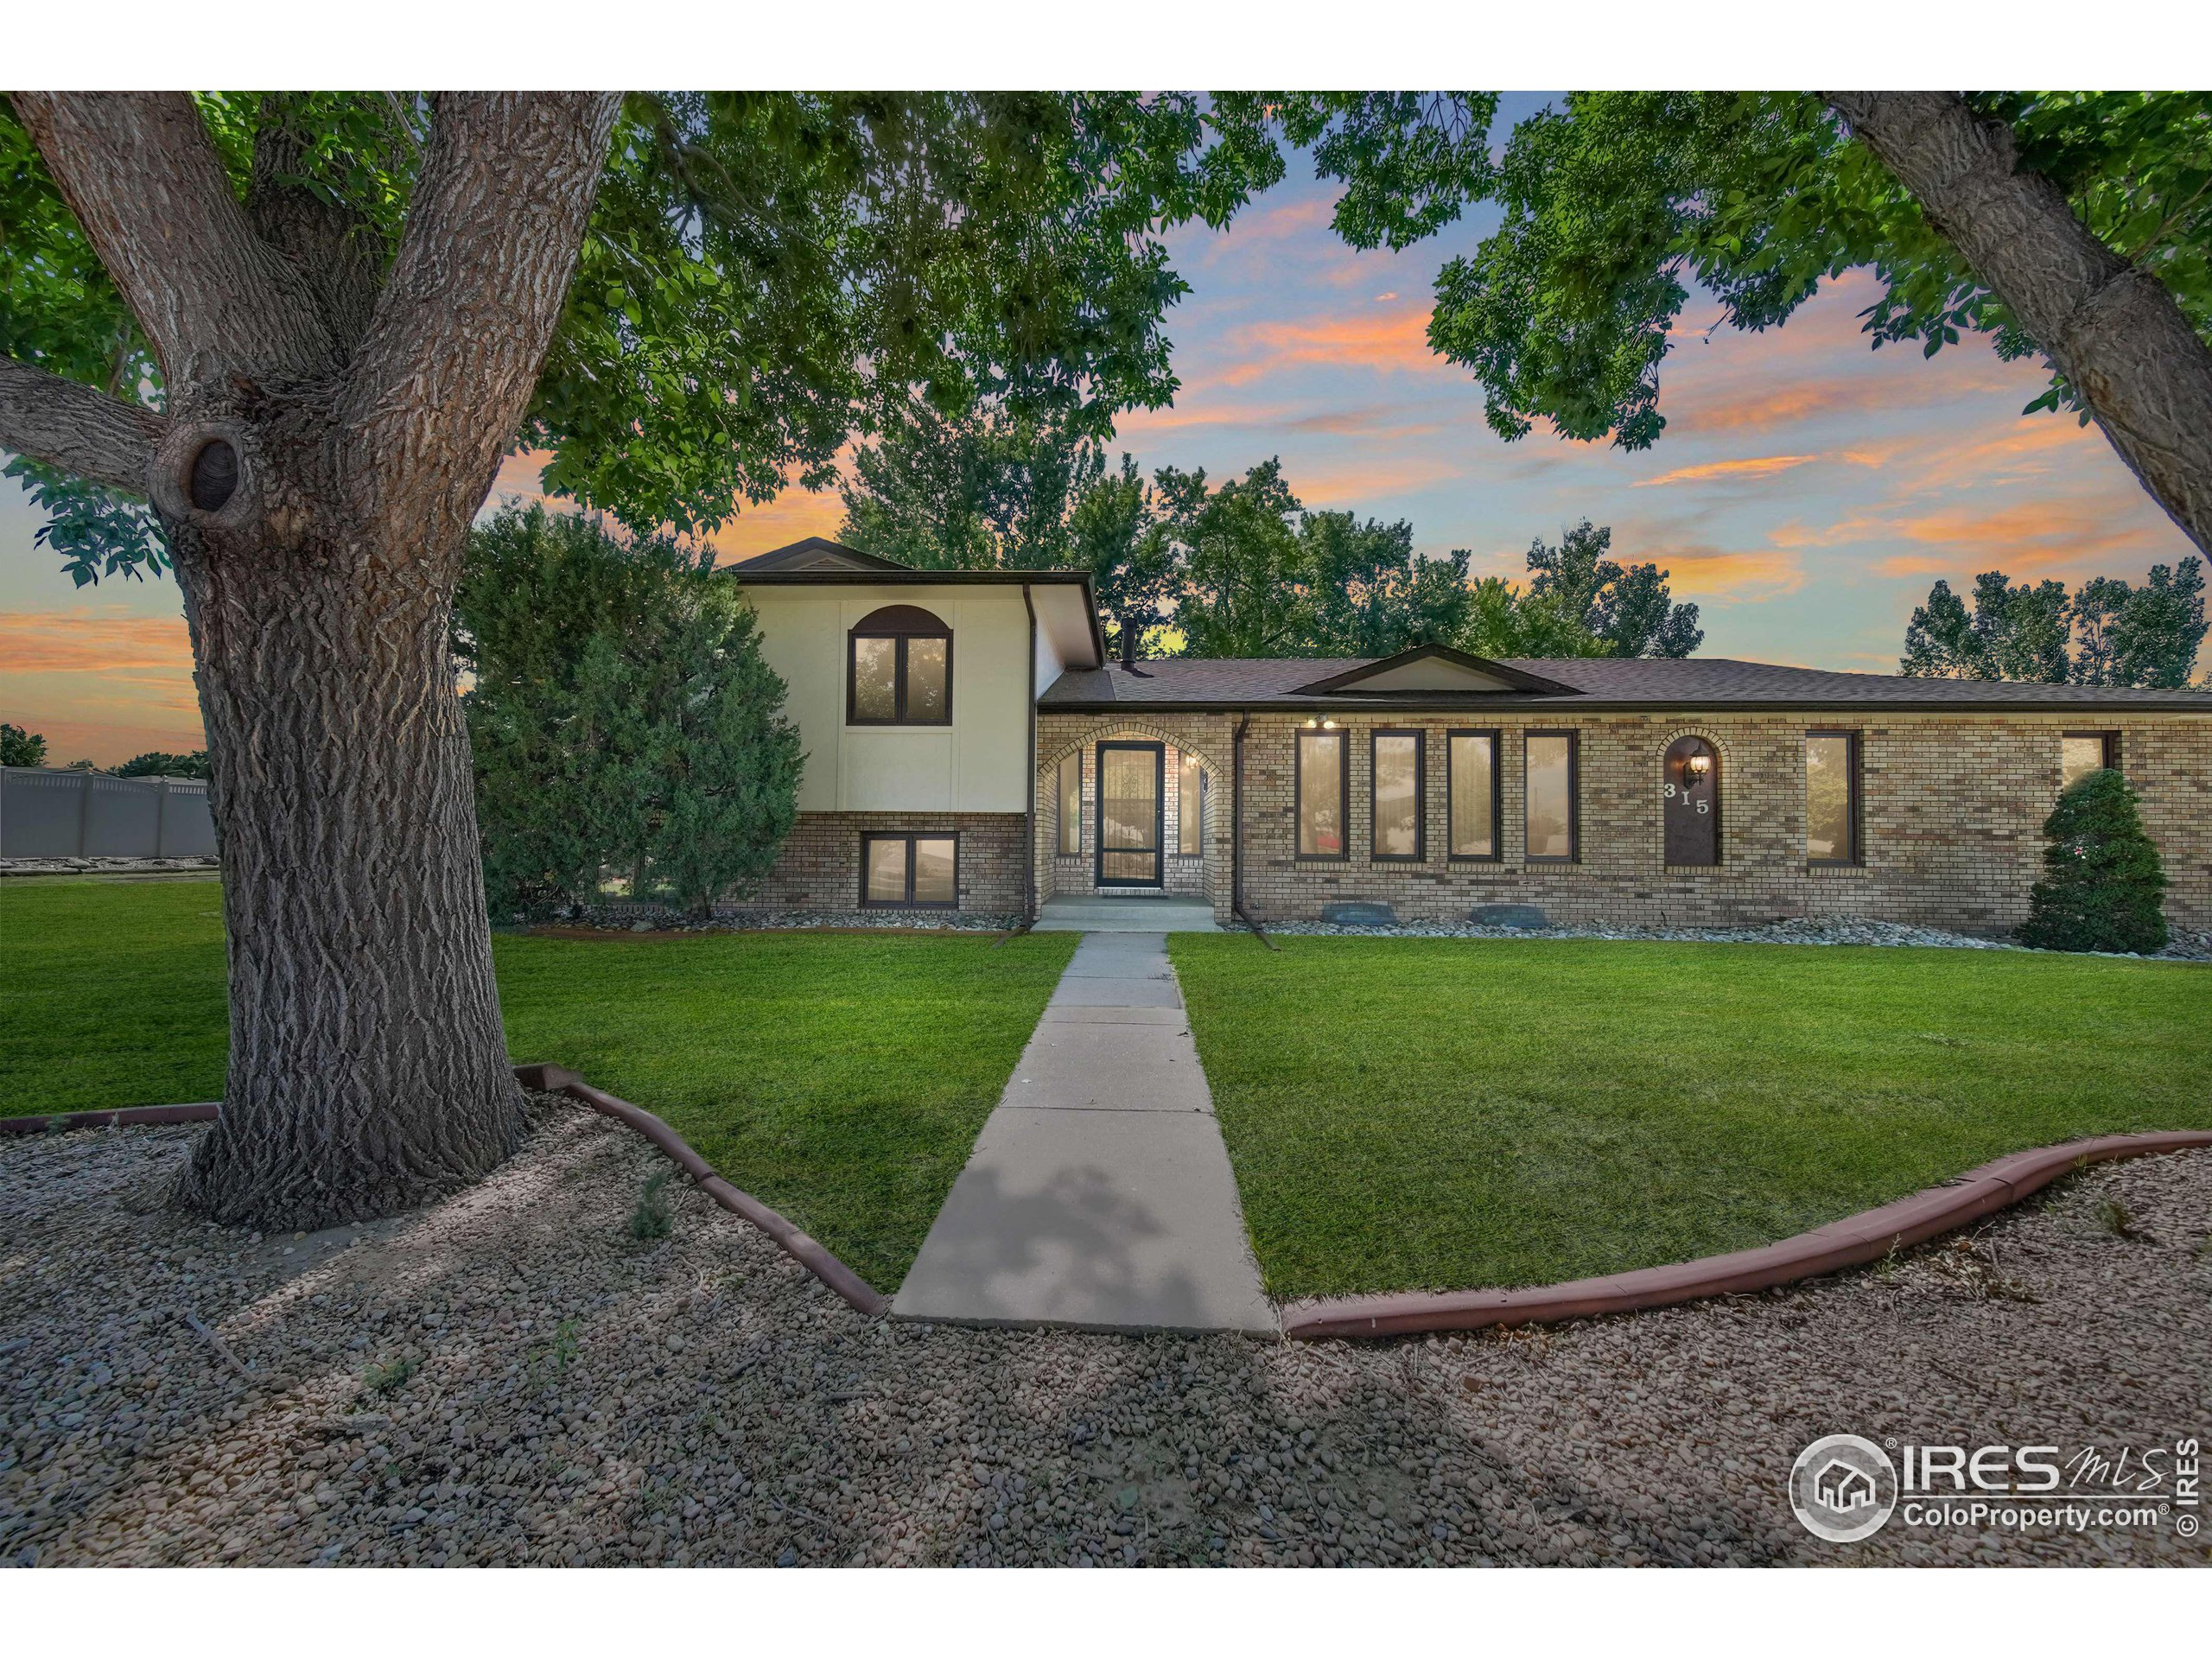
[3,95,2197,765]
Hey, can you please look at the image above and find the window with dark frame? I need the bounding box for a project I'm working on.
[860,833,957,907]
[1177,750,1204,856]
[1447,730,1500,861]
[2060,731,2119,793]
[1524,731,1578,862]
[1806,731,1860,865]
[1056,752,1081,856]
[1370,729,1424,861]
[1296,728,1348,858]
[847,605,951,726]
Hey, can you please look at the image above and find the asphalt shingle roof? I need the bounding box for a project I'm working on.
[1038,656,2212,714]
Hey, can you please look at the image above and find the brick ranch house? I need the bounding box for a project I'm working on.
[731,538,2212,936]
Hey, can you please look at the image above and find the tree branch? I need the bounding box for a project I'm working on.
[10,92,338,387]
[343,92,620,541]
[1824,92,2212,557]
[245,95,386,354]
[0,354,164,494]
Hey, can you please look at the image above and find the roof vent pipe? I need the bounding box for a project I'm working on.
[1120,620,1137,670]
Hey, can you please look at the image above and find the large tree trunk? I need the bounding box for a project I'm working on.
[5,92,620,1229]
[169,499,521,1225]
[1824,92,2212,559]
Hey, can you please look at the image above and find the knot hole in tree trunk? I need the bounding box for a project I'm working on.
[188,439,239,512]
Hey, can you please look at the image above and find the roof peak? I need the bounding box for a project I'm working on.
[728,537,913,573]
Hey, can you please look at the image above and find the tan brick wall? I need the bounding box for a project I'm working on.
[1033,708,2211,934]
[750,810,1027,917]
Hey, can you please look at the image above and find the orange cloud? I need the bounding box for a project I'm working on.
[1631,454,1823,488]
[1292,454,1465,505]
[704,487,846,564]
[1638,543,1807,600]
[1217,307,1446,385]
[0,611,194,677]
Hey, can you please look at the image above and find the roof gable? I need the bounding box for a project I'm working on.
[729,537,912,573]
[1290,645,1580,697]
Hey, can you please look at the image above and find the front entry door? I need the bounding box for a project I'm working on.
[1096,741,1164,887]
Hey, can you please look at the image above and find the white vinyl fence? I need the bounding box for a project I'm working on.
[0,766,218,859]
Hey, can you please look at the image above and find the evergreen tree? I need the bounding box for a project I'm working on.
[2017,769,2169,955]
[455,506,801,920]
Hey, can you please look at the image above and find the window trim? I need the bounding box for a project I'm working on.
[846,607,953,727]
[1805,728,1863,868]
[1055,751,1082,858]
[1294,727,1351,861]
[858,831,960,909]
[1369,728,1427,862]
[1446,728,1503,863]
[1175,750,1205,859]
[2061,729,2120,787]
[1522,729,1580,865]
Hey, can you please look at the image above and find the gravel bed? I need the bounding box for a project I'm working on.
[3,1102,2205,1567]
[1252,913,2212,962]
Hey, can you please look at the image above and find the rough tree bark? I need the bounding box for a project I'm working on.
[3,92,621,1227]
[1824,92,2212,559]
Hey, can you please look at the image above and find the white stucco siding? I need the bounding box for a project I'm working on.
[742,583,1037,812]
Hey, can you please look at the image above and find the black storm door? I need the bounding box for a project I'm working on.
[1096,741,1163,887]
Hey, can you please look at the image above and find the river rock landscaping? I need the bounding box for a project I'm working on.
[3,1097,2205,1567]
[1251,912,2212,962]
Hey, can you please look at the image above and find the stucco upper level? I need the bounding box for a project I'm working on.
[728,539,1102,815]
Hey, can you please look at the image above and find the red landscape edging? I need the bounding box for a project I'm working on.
[1280,1129,2212,1342]
[511,1062,889,1317]
[2,1067,891,1319]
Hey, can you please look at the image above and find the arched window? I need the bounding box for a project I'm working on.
[848,605,951,726]
[1662,734,1719,867]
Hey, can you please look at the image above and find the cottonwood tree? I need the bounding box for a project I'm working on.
[1214,92,2212,558]
[0,91,1280,1226]
[1523,520,1702,658]
[1900,558,2206,685]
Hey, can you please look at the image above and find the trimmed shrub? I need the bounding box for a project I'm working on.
[2017,768,2168,954]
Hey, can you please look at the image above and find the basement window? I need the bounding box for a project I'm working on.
[861,834,957,907]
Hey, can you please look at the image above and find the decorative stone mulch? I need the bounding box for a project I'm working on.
[1252,913,2212,963]
[3,1100,2205,1566]
[531,907,1022,935]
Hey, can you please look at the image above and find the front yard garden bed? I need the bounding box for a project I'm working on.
[1169,934,2212,1301]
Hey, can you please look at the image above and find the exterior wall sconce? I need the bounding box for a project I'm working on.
[1685,751,1712,782]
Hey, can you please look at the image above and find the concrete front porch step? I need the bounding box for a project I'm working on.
[1033,897,1219,932]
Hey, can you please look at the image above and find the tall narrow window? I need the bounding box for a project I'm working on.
[2061,731,2117,791]
[1178,751,1204,855]
[861,833,957,906]
[1524,733,1578,862]
[1296,728,1347,858]
[1056,752,1081,856]
[1447,731,1498,860]
[1806,731,1860,865]
[1371,730,1423,860]
[847,605,952,725]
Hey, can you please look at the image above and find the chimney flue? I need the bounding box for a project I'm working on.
[1120,623,1138,670]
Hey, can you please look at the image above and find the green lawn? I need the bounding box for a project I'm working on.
[1170,934,2212,1301]
[0,878,1074,1289]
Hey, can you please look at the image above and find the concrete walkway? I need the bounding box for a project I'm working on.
[893,933,1276,1336]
